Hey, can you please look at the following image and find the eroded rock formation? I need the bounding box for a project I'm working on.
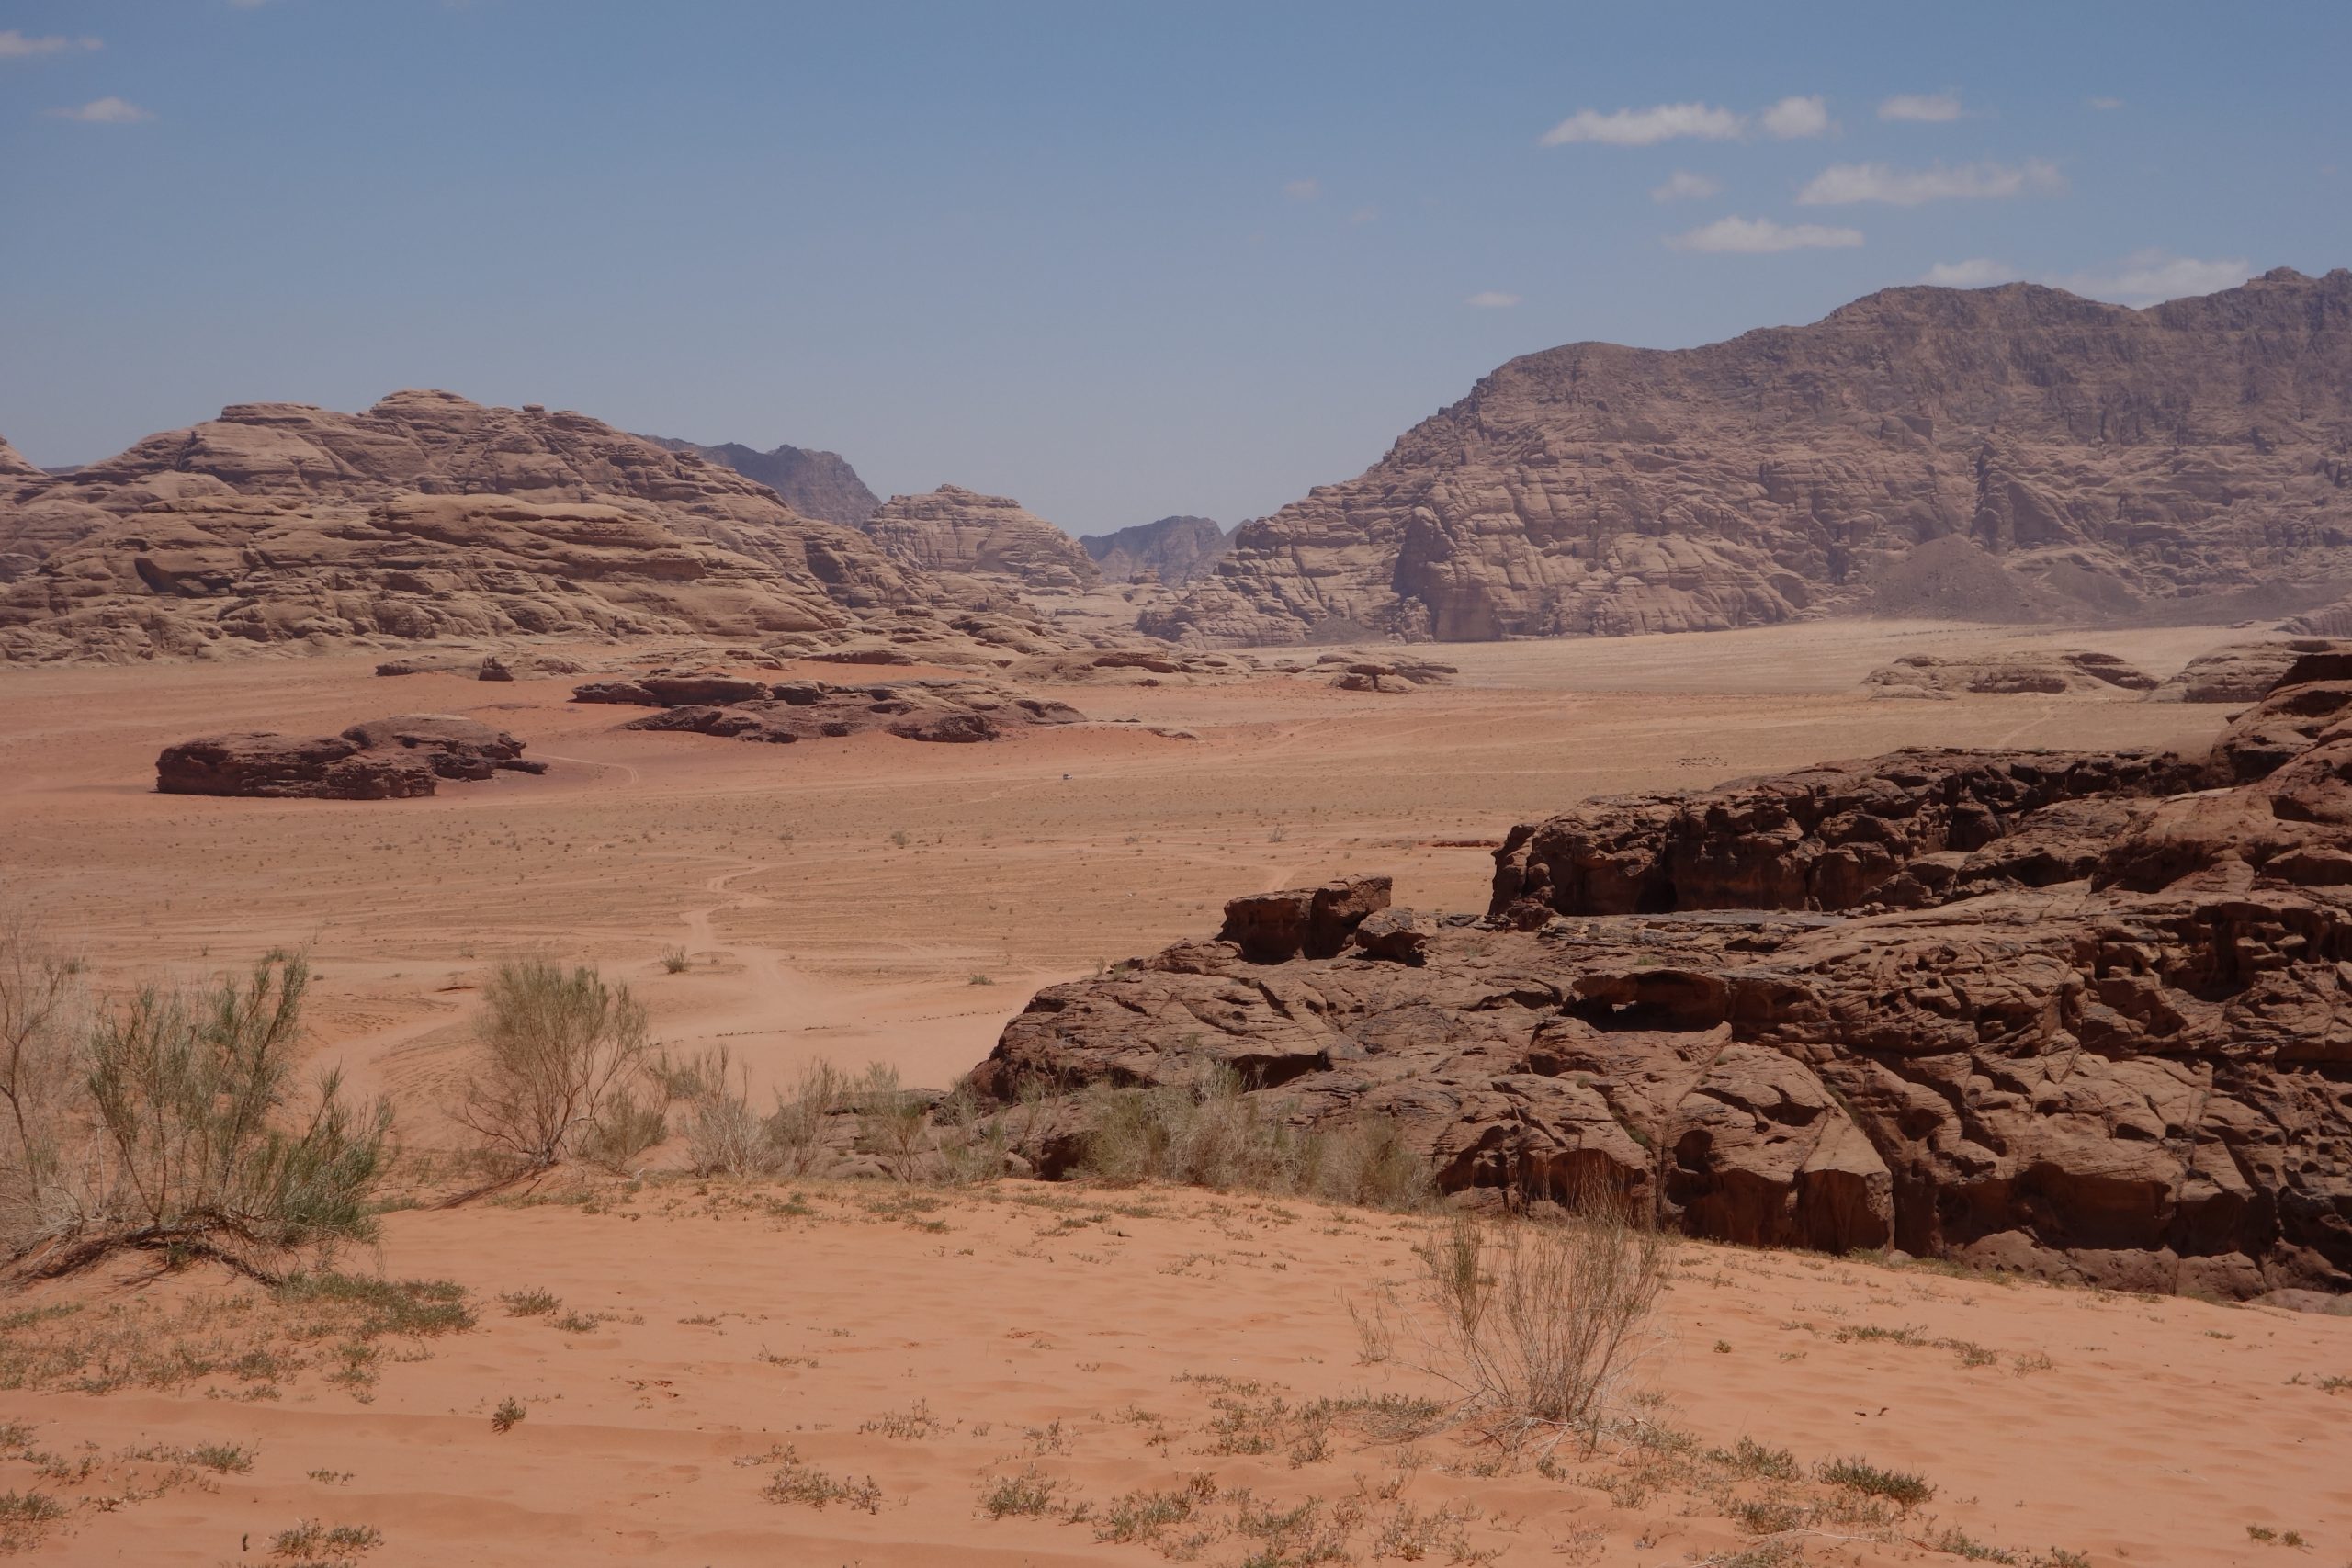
[646,436,881,526]
[0,391,932,662]
[1144,268,2352,646]
[574,671,1085,744]
[2145,638,2347,703]
[1080,515,1231,584]
[156,713,543,799]
[862,486,1100,595]
[1861,649,2155,698]
[970,660,2352,1296]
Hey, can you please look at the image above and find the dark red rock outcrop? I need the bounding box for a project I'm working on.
[156,713,541,798]
[1490,747,2204,920]
[576,673,1085,745]
[968,664,2352,1297]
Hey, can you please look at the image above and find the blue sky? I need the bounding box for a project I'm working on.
[4,2,2347,534]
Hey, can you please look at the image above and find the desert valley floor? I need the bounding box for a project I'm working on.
[3,618,2347,1564]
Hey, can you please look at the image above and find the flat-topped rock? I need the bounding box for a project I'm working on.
[156,712,542,798]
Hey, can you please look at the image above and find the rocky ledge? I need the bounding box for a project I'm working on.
[573,671,1085,743]
[968,654,2352,1297]
[156,714,545,799]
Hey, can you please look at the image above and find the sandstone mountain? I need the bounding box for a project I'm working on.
[862,485,1100,594]
[0,391,933,662]
[976,654,2352,1296]
[1144,267,2352,646]
[1080,514,1230,584]
[646,436,881,526]
[0,435,40,481]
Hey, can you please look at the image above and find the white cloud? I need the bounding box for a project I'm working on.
[2054,249,2251,305]
[1465,290,1522,308]
[1541,101,1743,148]
[1282,178,1319,202]
[1797,157,2064,205]
[0,29,100,59]
[1668,216,1863,254]
[2087,96,2124,111]
[1650,169,1724,203]
[47,96,152,124]
[1879,92,1962,123]
[1759,95,1831,139]
[1922,258,2021,288]
[1348,205,1379,225]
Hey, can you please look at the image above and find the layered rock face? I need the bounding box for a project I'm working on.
[1144,268,2352,646]
[0,436,40,481]
[2146,638,2346,703]
[1080,515,1231,584]
[862,486,1100,594]
[646,436,881,526]
[573,671,1084,744]
[156,713,543,799]
[0,391,928,662]
[971,661,2352,1296]
[1861,649,2155,698]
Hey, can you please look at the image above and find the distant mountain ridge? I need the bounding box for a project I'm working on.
[1080,515,1230,584]
[645,435,881,526]
[0,390,930,662]
[1146,266,2352,646]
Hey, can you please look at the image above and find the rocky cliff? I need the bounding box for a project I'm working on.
[1080,514,1230,584]
[862,485,1101,594]
[1144,267,2352,645]
[0,436,40,481]
[970,656,2352,1297]
[646,436,881,526]
[0,391,931,662]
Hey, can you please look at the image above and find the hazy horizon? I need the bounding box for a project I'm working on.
[5,0,2347,535]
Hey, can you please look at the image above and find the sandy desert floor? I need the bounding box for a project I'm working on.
[3,617,2346,1565]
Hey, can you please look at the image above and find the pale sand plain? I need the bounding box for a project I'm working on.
[2,618,2346,1564]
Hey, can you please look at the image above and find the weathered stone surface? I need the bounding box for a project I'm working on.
[1862,649,2155,697]
[1490,748,2204,919]
[155,712,541,798]
[0,390,934,663]
[644,435,880,525]
[1080,515,1231,584]
[970,662,2352,1295]
[862,486,1100,594]
[578,672,1086,745]
[1143,269,2352,646]
[1217,875,1394,962]
[2145,638,2346,703]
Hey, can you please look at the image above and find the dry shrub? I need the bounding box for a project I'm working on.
[1386,1186,1666,1455]
[1080,1064,1430,1210]
[454,959,661,1173]
[671,1053,851,1179]
[3,929,390,1281]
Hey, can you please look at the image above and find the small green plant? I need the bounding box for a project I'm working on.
[551,1311,603,1334]
[1931,1526,2017,1562]
[979,1465,1062,1518]
[0,1489,68,1547]
[755,1447,881,1512]
[499,1288,561,1317]
[491,1397,526,1433]
[1816,1456,1934,1507]
[967,973,994,986]
[271,1519,383,1558]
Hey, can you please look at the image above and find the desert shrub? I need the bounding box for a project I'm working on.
[1391,1189,1666,1454]
[764,1058,848,1178]
[453,959,658,1172]
[1080,1065,1430,1210]
[852,1064,929,1183]
[659,946,691,975]
[0,910,86,1256]
[933,1086,1012,1184]
[5,946,391,1280]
